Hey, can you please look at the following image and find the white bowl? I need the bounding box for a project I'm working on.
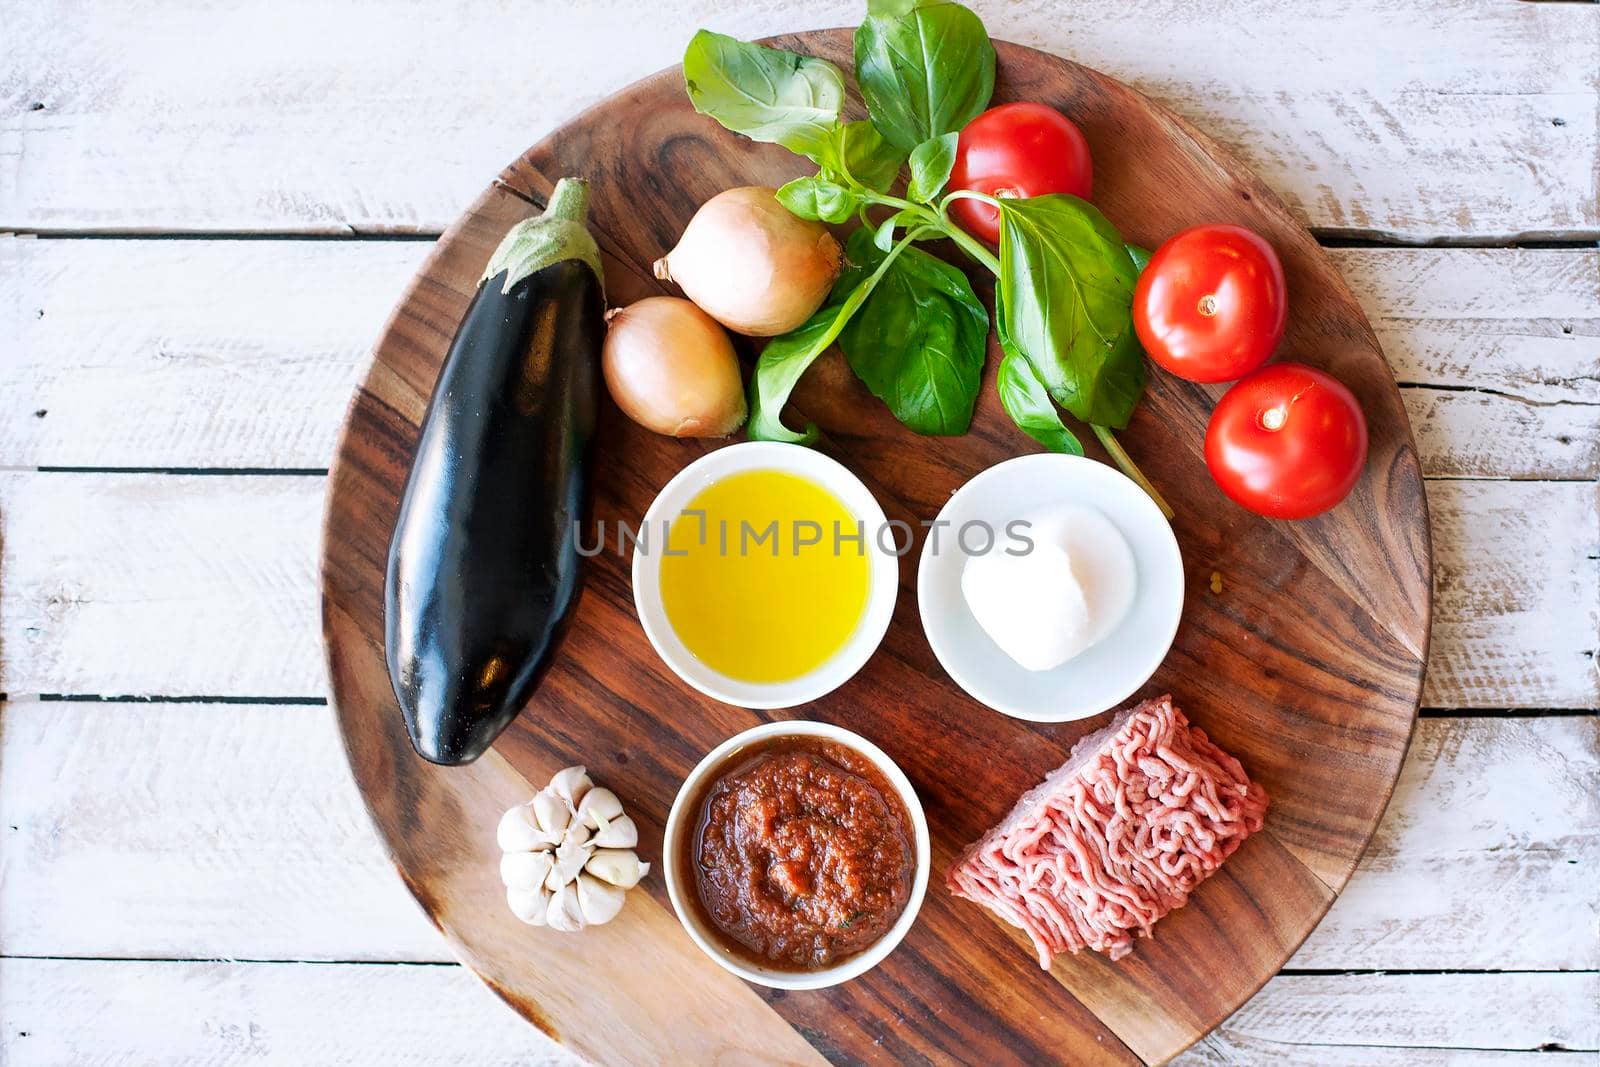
[631,442,899,709]
[917,453,1184,722]
[662,721,930,989]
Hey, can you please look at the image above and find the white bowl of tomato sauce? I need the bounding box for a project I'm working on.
[663,721,930,990]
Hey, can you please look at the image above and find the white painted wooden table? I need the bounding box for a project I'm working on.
[2,2,1596,1062]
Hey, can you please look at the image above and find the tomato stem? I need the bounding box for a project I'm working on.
[1092,424,1175,519]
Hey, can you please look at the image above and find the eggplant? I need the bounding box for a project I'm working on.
[385,178,605,765]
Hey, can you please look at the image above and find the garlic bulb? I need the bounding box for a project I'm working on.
[497,765,650,931]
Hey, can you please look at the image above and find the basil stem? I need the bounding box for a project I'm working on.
[1094,425,1174,519]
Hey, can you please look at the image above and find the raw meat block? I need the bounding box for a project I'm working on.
[949,695,1268,965]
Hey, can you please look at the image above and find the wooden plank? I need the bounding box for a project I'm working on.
[1426,479,1599,709]
[3,473,1589,707]
[0,473,326,696]
[1289,715,1599,970]
[2,958,1590,1066]
[0,957,579,1066]
[2,700,1589,971]
[1,1,1594,239]
[5,237,1595,478]
[0,699,448,962]
[0,235,421,470]
[1182,973,1600,1065]
[1340,248,1600,481]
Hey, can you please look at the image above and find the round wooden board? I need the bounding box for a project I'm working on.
[322,30,1431,1067]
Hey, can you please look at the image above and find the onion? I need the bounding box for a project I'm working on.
[654,186,842,336]
[602,297,747,438]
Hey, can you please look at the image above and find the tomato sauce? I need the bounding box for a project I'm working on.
[683,738,914,970]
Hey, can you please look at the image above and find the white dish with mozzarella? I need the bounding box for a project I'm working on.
[917,453,1184,722]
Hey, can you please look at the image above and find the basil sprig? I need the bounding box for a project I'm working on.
[678,4,1171,516]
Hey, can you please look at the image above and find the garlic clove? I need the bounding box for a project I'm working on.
[499,850,554,891]
[496,803,545,853]
[545,882,586,932]
[548,834,595,891]
[591,813,638,849]
[531,789,571,835]
[576,873,626,926]
[549,766,592,808]
[577,787,624,829]
[564,821,593,848]
[507,885,551,926]
[585,848,648,889]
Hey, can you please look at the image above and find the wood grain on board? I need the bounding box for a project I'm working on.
[315,34,1432,1064]
[2,0,1595,240]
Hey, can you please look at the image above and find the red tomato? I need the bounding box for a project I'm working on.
[1205,362,1368,520]
[1133,224,1287,383]
[947,102,1093,245]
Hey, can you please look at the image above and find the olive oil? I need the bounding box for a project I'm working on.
[659,469,869,683]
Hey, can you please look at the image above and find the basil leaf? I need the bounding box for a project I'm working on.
[836,228,988,435]
[809,119,906,192]
[854,1,996,151]
[997,348,1085,455]
[997,195,1145,429]
[873,214,900,252]
[1126,243,1153,273]
[994,288,1082,454]
[870,208,930,252]
[776,175,859,224]
[746,304,839,444]
[906,132,958,202]
[748,231,928,443]
[682,30,845,158]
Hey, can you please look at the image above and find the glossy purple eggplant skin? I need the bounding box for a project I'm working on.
[385,257,603,765]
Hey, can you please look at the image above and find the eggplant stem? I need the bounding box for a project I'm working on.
[483,177,603,293]
[1093,424,1174,519]
[543,178,591,224]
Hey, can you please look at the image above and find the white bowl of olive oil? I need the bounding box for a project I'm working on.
[631,442,899,709]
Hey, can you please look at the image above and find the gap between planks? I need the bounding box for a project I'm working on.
[4,954,1591,977]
